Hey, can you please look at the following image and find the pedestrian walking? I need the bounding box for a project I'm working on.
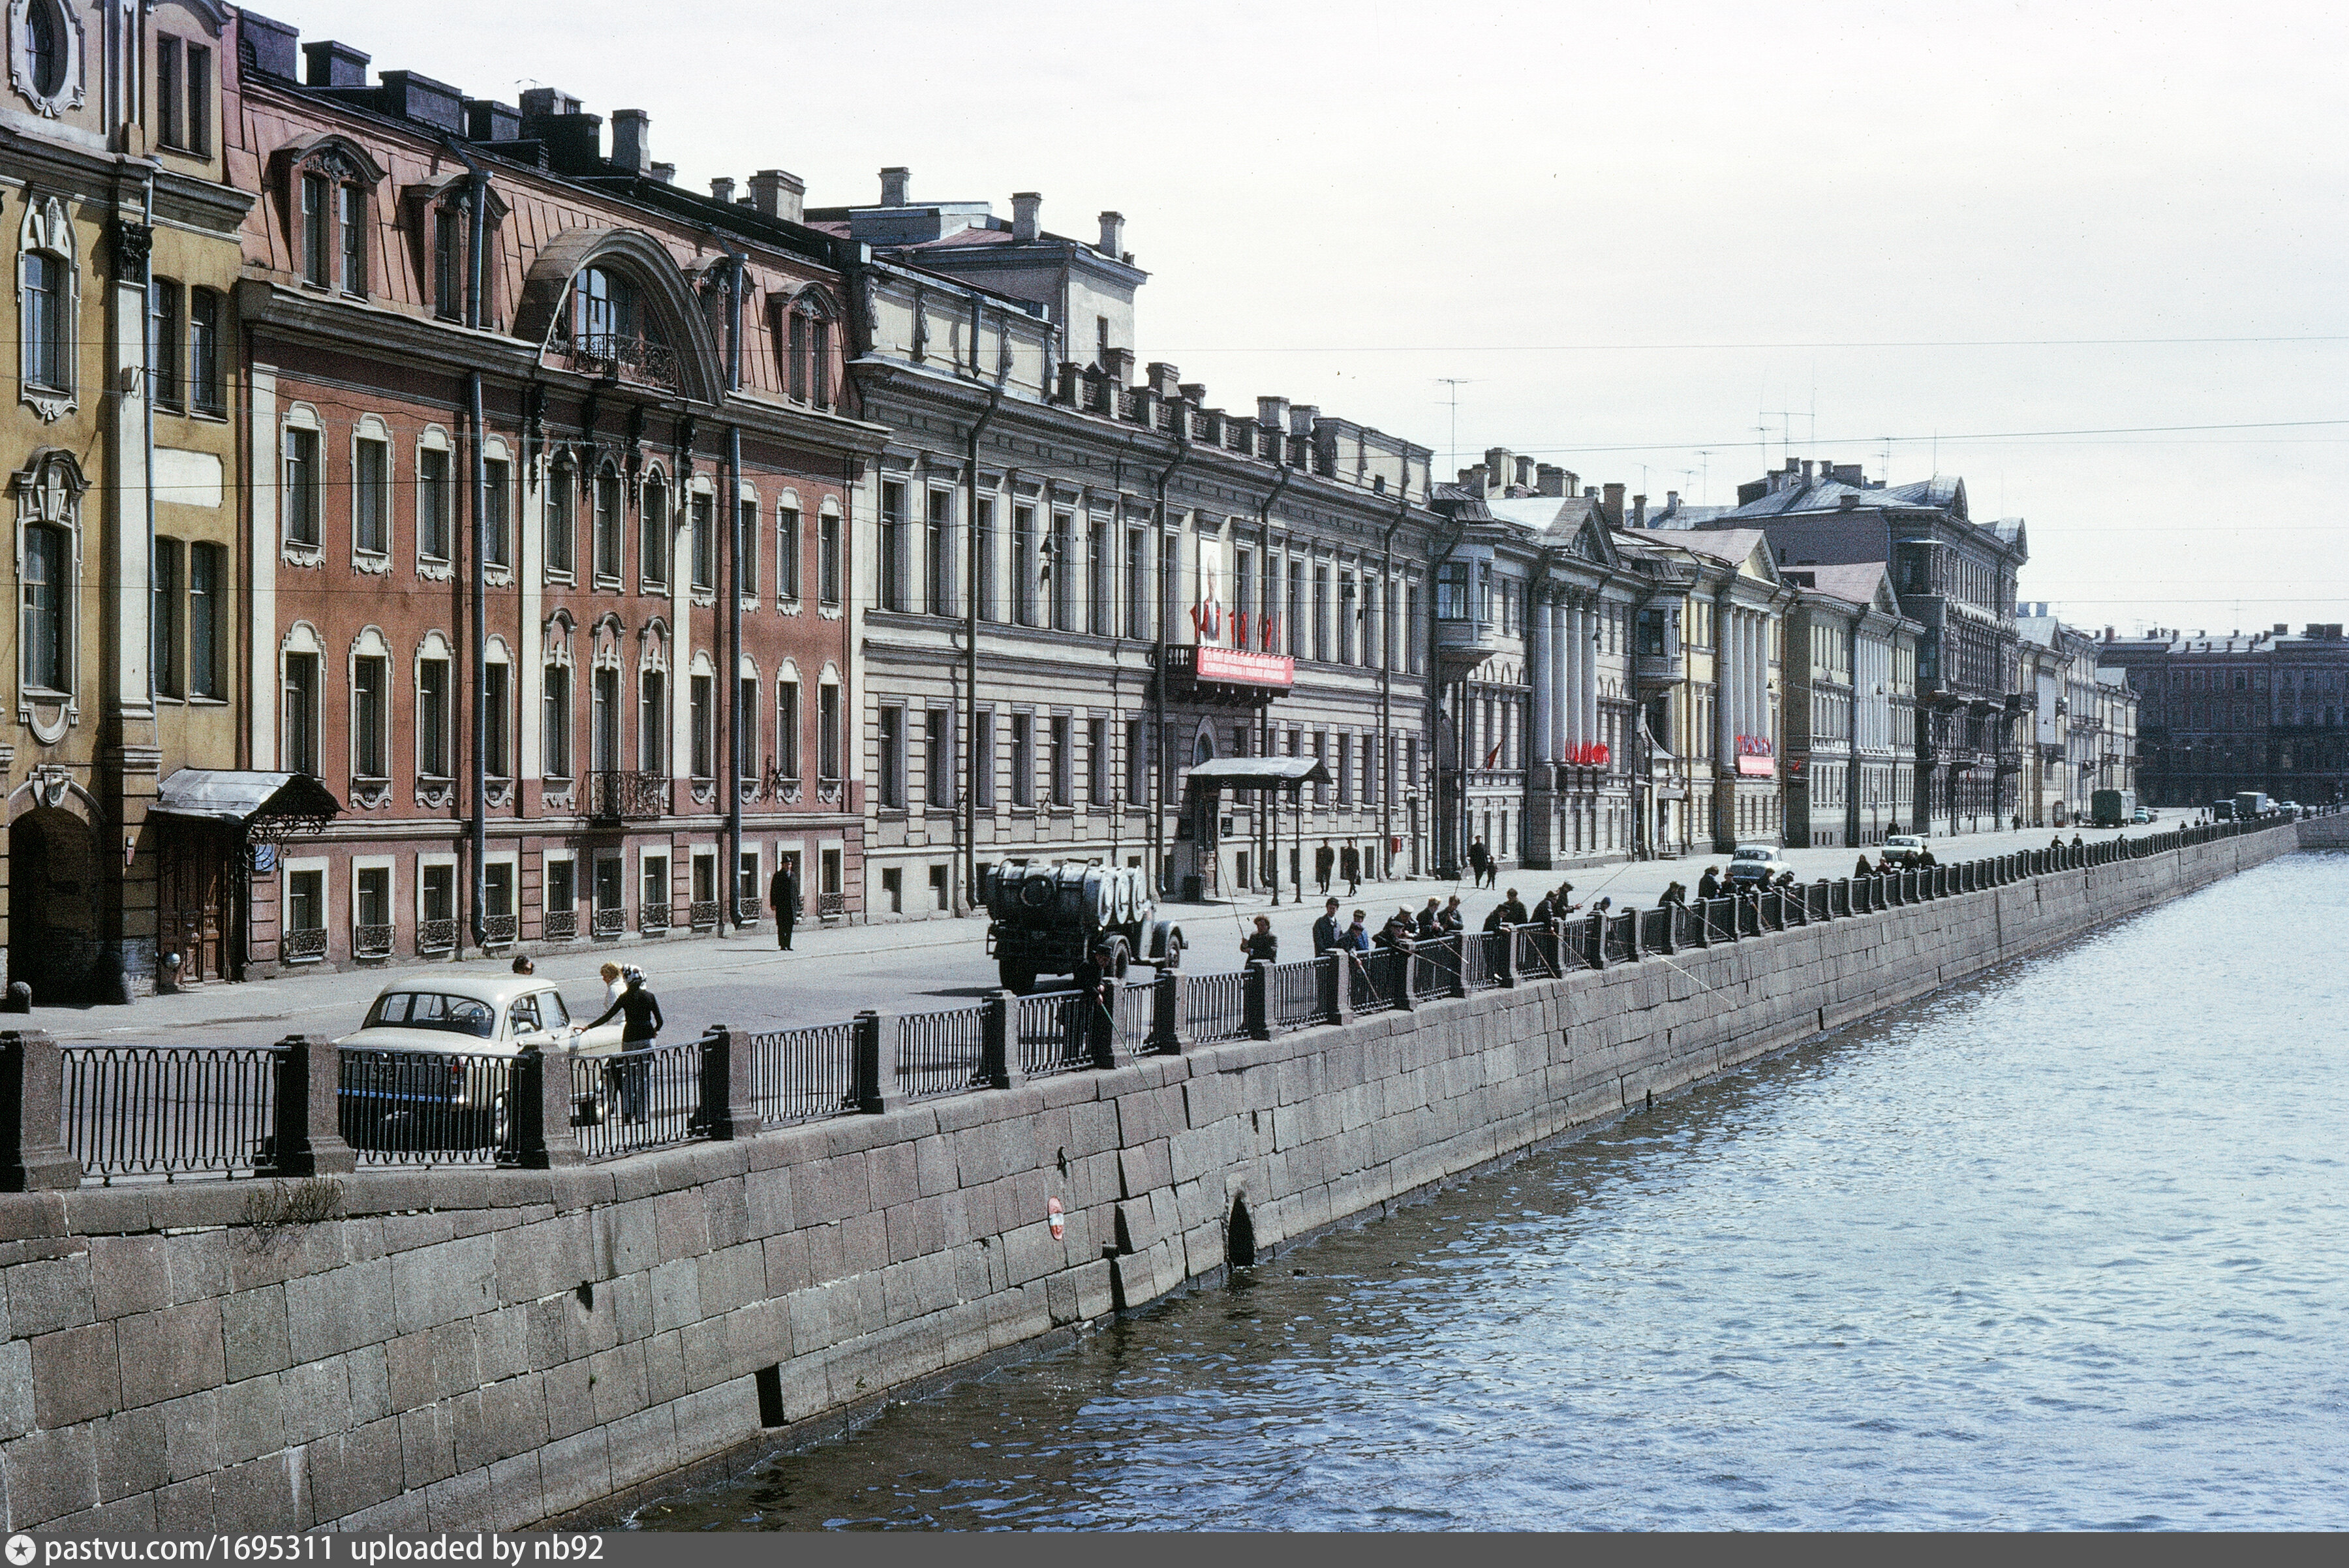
[587,969,664,1124]
[1241,915,1279,964]
[1315,840,1336,895]
[1340,843,1361,897]
[1468,838,1492,888]
[769,859,801,951]
[510,955,535,976]
[1312,897,1343,954]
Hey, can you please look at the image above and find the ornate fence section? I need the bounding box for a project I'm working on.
[61,1045,281,1184]
[1186,970,1250,1045]
[1268,959,1327,1030]
[568,1040,709,1161]
[746,1022,855,1126]
[897,1007,987,1099]
[341,1046,517,1167]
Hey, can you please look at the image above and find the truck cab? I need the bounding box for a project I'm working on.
[979,859,1184,993]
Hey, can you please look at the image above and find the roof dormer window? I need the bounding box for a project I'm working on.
[277,138,386,298]
[554,264,673,387]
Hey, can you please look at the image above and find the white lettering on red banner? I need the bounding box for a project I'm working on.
[1194,646,1295,687]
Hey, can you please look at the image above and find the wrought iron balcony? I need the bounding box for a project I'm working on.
[543,910,578,941]
[553,333,681,392]
[587,771,669,823]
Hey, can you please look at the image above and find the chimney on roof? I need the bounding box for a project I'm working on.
[610,109,651,174]
[1535,464,1568,498]
[517,87,580,119]
[1097,211,1125,257]
[1011,192,1042,241]
[1601,483,1625,527]
[1483,449,1513,490]
[880,166,911,207]
[302,39,369,87]
[1101,346,1135,385]
[1147,362,1181,398]
[1632,494,1647,528]
[709,177,735,205]
[1839,492,1858,510]
[1462,464,1490,494]
[1289,405,1319,435]
[2104,626,2115,642]
[749,170,805,222]
[649,162,675,184]
[1514,456,1534,491]
[1257,396,1289,435]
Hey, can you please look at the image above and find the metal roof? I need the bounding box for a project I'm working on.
[149,770,344,825]
[1182,757,1331,790]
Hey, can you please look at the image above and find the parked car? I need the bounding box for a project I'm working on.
[1725,843,1790,885]
[1879,834,1929,866]
[2131,807,2153,824]
[336,975,624,1149]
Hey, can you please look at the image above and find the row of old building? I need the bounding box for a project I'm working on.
[0,1,2275,1006]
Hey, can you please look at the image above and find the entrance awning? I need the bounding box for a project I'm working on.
[149,770,344,826]
[1182,757,1330,790]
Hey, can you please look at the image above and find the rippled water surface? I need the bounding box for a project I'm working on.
[645,853,2349,1530]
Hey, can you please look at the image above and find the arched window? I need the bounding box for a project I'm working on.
[18,194,76,417]
[274,138,384,296]
[592,463,622,582]
[546,455,577,579]
[558,264,673,386]
[774,290,835,407]
[24,0,66,97]
[640,469,669,588]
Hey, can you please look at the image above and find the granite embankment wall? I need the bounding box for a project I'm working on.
[0,823,2305,1534]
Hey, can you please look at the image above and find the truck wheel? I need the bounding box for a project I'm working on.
[999,961,1035,994]
[1104,939,1130,980]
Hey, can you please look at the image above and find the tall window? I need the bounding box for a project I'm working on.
[157,36,183,150]
[737,498,758,597]
[592,467,621,579]
[299,173,329,287]
[547,463,576,577]
[20,523,66,692]
[283,653,319,774]
[1436,561,1469,621]
[485,662,511,779]
[353,656,388,778]
[1313,566,1330,662]
[778,506,801,601]
[591,668,620,772]
[1125,718,1146,803]
[147,279,183,412]
[188,288,223,415]
[690,493,714,589]
[1051,513,1075,632]
[972,711,994,808]
[640,479,668,586]
[418,658,450,778]
[1338,573,1356,664]
[432,205,461,320]
[1011,713,1034,807]
[925,489,953,615]
[814,512,840,607]
[776,680,801,780]
[277,425,320,547]
[1235,547,1253,640]
[925,710,951,808]
[418,446,452,561]
[973,498,996,622]
[1286,562,1304,656]
[878,705,904,809]
[1161,534,1180,643]
[879,480,907,611]
[1015,504,1039,626]
[353,435,389,555]
[189,543,223,698]
[1087,717,1107,804]
[636,670,663,773]
[818,683,841,781]
[1087,521,1110,636]
[484,457,510,568]
[689,673,713,778]
[542,664,572,778]
[1049,716,1072,807]
[152,538,183,697]
[736,676,759,782]
[338,183,366,295]
[1126,528,1148,639]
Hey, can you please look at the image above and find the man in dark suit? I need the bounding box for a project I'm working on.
[769,859,801,951]
[1311,897,1342,955]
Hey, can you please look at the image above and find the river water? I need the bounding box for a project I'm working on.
[642,852,2349,1530]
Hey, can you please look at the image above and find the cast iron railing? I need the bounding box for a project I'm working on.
[897,1006,987,1099]
[570,1039,708,1160]
[1268,959,1327,1030]
[341,1046,517,1167]
[747,1021,857,1125]
[61,1045,279,1183]
[1186,970,1249,1044]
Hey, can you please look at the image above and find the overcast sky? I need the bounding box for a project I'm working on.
[273,0,2349,638]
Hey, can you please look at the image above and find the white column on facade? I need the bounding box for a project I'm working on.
[248,366,281,769]
[1530,593,1552,763]
[1552,598,1571,753]
[1582,603,1600,750]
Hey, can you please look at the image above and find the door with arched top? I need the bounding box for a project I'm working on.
[9,807,101,1004]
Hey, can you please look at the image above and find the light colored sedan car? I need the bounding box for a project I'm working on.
[1725,843,1790,885]
[1879,833,1929,866]
[337,975,624,1147]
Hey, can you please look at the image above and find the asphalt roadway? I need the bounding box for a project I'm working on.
[42,820,2158,1051]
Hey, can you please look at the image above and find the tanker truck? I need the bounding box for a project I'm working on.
[979,859,1186,994]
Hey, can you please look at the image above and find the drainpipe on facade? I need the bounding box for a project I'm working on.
[464,161,491,952]
[1252,461,1292,899]
[1150,423,1190,898]
[1378,495,1409,882]
[140,171,157,716]
[1424,514,1469,875]
[724,253,745,928]
[959,313,1011,915]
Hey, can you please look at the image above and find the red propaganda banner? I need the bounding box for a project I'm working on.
[1736,733,1776,778]
[1194,646,1295,687]
[1566,743,1611,767]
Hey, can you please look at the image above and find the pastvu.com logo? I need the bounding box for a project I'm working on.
[7,1533,36,1565]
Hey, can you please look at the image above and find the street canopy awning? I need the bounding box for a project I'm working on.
[1182,757,1331,790]
[149,769,344,825]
